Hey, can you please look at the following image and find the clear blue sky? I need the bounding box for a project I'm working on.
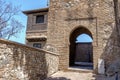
[76,34,93,43]
[6,0,48,44]
[5,0,92,44]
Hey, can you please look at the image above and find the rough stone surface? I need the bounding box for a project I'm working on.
[25,9,48,48]
[47,0,115,73]
[24,0,120,78]
[0,39,59,80]
[98,59,105,75]
[45,71,93,80]
[45,71,120,80]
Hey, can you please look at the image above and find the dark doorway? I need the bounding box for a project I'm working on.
[69,27,93,69]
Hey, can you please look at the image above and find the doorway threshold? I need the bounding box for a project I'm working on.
[75,62,93,66]
[68,66,93,73]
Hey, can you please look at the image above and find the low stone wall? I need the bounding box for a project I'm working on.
[0,39,59,80]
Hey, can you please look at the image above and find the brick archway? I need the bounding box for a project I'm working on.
[69,27,93,68]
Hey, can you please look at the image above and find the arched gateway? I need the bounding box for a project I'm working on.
[25,0,115,73]
[69,27,93,69]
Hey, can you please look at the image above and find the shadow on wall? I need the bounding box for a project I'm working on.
[45,77,71,80]
[94,23,120,79]
[93,74,117,80]
[92,29,120,80]
[12,47,48,80]
[0,38,58,80]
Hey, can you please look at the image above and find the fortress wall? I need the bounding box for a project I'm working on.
[0,39,59,80]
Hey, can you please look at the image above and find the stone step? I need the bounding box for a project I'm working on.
[67,67,93,73]
[45,71,94,80]
[91,74,108,80]
[45,71,112,80]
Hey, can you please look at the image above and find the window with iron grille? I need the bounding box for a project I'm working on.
[36,15,44,23]
[33,43,42,48]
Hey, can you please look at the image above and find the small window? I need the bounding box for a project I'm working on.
[33,43,41,48]
[36,15,44,23]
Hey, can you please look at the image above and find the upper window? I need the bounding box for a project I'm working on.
[36,15,44,23]
[33,43,42,48]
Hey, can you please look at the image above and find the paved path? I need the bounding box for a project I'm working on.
[45,71,117,80]
[45,71,94,80]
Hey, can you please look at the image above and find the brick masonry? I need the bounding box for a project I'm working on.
[24,8,48,48]
[24,0,120,76]
[0,1,119,80]
[47,0,116,73]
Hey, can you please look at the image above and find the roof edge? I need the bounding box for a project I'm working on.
[23,7,49,14]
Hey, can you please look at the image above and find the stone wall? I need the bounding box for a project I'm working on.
[25,9,48,50]
[26,30,47,39]
[101,29,120,76]
[47,0,115,73]
[26,41,46,49]
[0,39,59,80]
[27,12,48,31]
[75,43,93,62]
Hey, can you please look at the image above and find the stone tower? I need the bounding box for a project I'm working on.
[24,0,117,73]
[23,8,49,49]
[47,0,115,73]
